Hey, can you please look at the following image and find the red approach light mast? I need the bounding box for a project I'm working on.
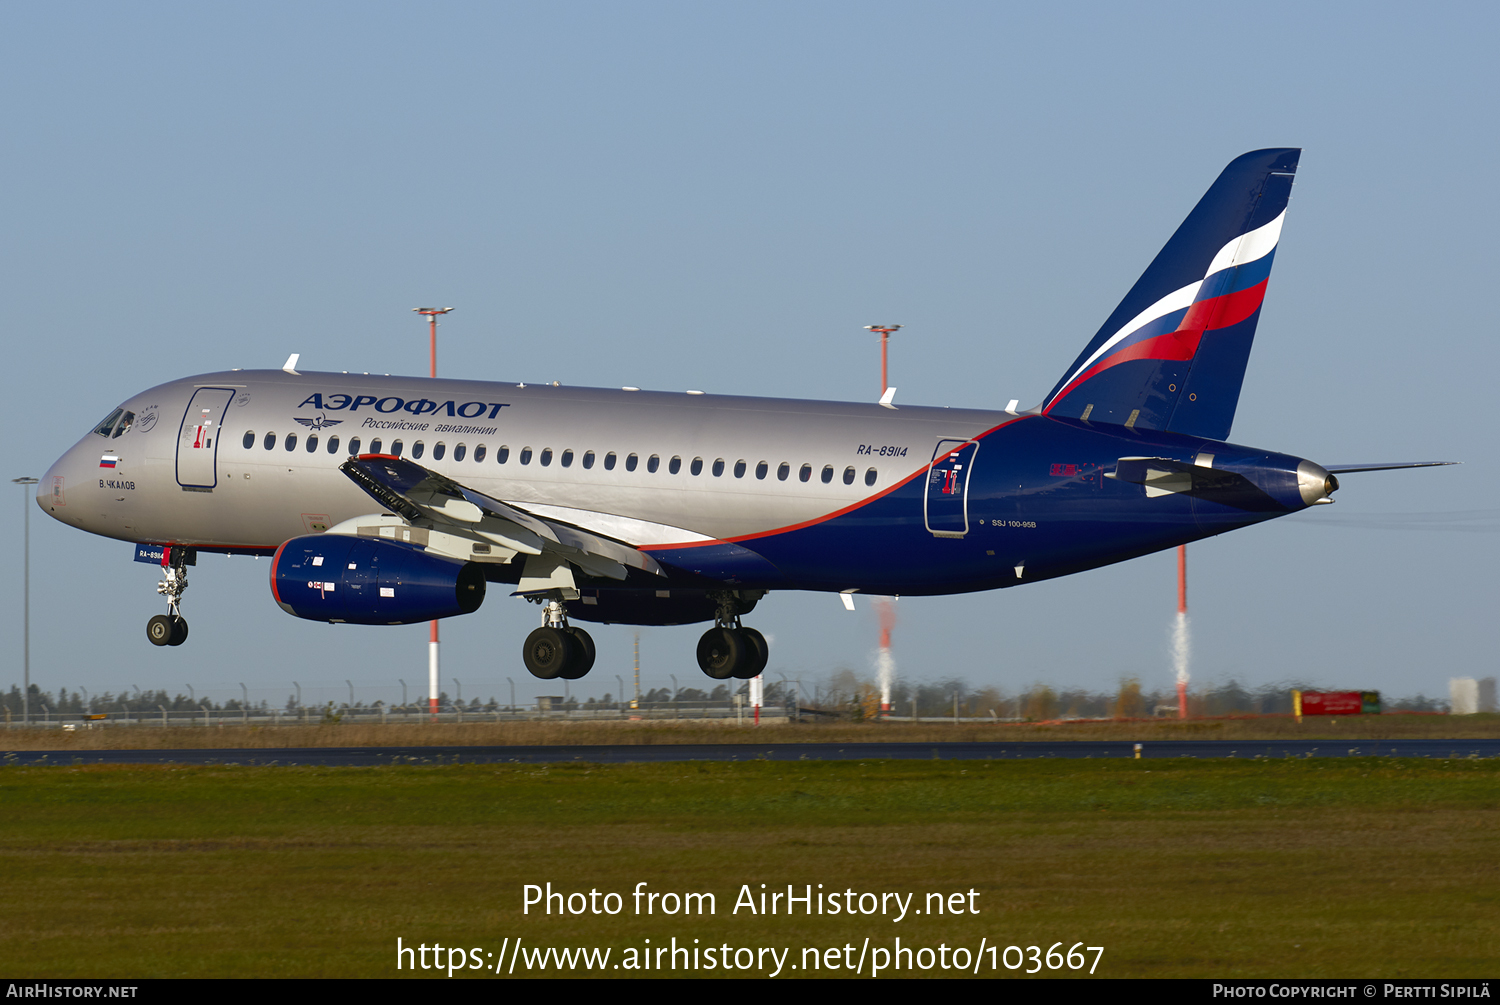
[414,308,453,720]
[864,325,902,396]
[1177,544,1188,719]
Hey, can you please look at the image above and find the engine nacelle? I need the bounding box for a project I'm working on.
[271,534,486,625]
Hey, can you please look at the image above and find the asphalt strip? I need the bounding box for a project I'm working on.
[4,738,1499,766]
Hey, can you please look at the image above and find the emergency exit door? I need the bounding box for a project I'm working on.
[925,439,979,538]
[176,387,237,489]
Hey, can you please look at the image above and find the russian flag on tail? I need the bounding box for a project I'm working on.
[1040,149,1300,441]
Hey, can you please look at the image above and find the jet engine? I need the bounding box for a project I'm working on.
[271,534,486,625]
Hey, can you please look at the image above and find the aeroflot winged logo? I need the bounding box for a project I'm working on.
[297,393,512,419]
[293,413,343,430]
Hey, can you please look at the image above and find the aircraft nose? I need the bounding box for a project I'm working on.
[1297,460,1338,506]
[38,446,84,523]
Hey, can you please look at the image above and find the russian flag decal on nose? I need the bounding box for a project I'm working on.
[99,455,119,468]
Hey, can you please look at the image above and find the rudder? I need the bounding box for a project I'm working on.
[1040,148,1300,440]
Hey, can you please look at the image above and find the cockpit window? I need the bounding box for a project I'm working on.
[111,411,136,439]
[93,408,124,438]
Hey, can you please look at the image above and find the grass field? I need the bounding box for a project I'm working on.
[2,712,1496,750]
[0,757,1495,978]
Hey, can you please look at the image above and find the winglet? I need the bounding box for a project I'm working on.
[879,387,897,409]
[283,353,301,375]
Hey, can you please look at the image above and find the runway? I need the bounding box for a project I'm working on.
[6,738,1499,766]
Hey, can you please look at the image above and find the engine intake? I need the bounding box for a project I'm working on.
[271,534,485,625]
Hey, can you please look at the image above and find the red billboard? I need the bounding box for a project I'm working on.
[1296,691,1381,716]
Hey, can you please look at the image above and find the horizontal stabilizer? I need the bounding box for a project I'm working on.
[1324,461,1459,474]
[1107,456,1286,511]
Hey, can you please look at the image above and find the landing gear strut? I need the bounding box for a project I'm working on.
[697,591,768,680]
[523,595,595,680]
[146,547,192,647]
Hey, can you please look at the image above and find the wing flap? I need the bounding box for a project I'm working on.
[340,454,665,578]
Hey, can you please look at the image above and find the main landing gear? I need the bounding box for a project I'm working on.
[696,591,768,680]
[145,547,192,647]
[522,596,596,680]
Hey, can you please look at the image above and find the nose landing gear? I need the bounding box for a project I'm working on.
[523,595,596,680]
[145,546,193,647]
[696,591,768,680]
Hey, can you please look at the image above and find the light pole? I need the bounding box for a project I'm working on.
[13,477,36,726]
[863,325,902,396]
[414,308,453,721]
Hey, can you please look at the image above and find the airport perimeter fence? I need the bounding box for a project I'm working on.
[1,700,797,729]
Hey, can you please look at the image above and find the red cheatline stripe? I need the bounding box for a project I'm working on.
[641,416,1030,552]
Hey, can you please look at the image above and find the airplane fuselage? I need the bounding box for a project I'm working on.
[42,369,1329,599]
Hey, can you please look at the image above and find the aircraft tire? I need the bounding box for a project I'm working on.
[524,627,574,680]
[735,627,768,679]
[167,616,189,646]
[697,627,742,680]
[146,615,175,647]
[560,627,595,679]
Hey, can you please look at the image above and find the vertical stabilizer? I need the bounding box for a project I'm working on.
[1041,148,1300,440]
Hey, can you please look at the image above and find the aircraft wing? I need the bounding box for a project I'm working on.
[339,454,666,580]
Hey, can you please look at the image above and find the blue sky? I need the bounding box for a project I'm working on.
[1,1,1494,708]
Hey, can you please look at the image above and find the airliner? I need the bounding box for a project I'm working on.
[38,149,1446,682]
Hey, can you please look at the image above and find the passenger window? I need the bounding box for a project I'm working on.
[821,465,833,484]
[626,453,639,472]
[370,438,382,454]
[541,448,553,467]
[690,457,703,476]
[843,466,855,485]
[498,445,510,464]
[474,445,487,462]
[307,435,319,453]
[243,431,255,449]
[777,463,790,481]
[412,442,425,459]
[93,408,124,438]
[285,433,298,451]
[712,458,724,477]
[520,447,532,465]
[348,437,360,455]
[865,467,878,486]
[454,444,466,462]
[433,443,446,461]
[604,452,616,470]
[733,460,746,478]
[113,412,135,438]
[799,464,812,482]
[669,456,682,474]
[648,454,660,473]
[328,436,340,454]
[561,449,573,468]
[756,461,768,480]
[391,440,403,457]
[264,432,276,450]
[582,451,595,469]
